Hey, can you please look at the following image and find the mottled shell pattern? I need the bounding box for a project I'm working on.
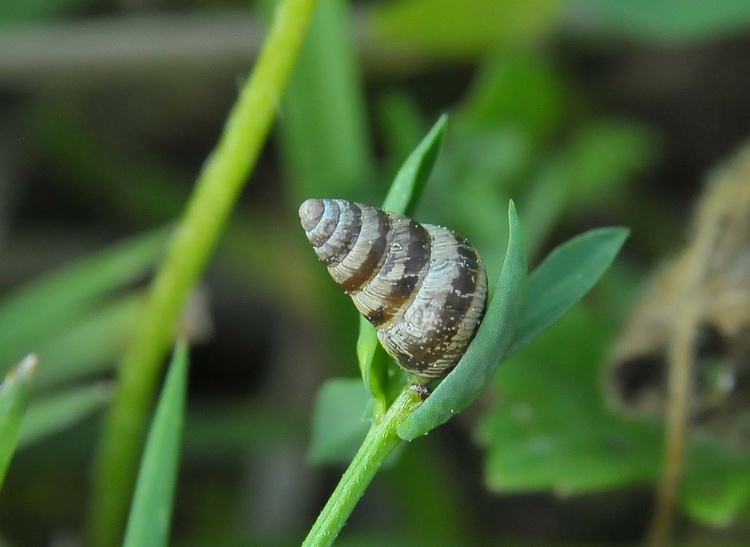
[299,198,488,378]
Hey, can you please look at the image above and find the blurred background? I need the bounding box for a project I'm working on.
[2,0,750,545]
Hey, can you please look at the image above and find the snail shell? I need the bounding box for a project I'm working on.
[299,198,488,378]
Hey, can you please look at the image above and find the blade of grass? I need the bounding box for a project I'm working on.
[123,342,188,547]
[19,382,112,448]
[33,295,143,390]
[87,1,321,544]
[0,355,37,487]
[0,230,164,370]
[277,0,374,201]
[382,114,447,215]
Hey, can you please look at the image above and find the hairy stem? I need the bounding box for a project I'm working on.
[302,386,424,547]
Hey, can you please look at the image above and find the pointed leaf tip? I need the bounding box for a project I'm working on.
[397,200,528,439]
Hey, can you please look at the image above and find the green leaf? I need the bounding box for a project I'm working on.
[519,122,651,254]
[681,438,750,526]
[370,0,563,57]
[358,115,447,406]
[0,230,165,371]
[398,201,527,440]
[0,355,37,487]
[32,295,143,390]
[123,341,188,547]
[570,0,750,43]
[356,321,390,413]
[0,0,87,25]
[461,50,566,142]
[507,227,629,355]
[382,114,447,216]
[308,378,373,465]
[477,307,662,493]
[19,382,112,448]
[566,121,655,207]
[480,303,750,522]
[357,318,384,402]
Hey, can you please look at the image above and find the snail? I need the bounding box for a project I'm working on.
[299,198,488,378]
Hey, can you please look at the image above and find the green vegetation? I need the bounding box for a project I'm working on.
[2,0,750,544]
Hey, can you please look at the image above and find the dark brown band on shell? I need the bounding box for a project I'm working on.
[319,202,362,268]
[338,207,390,293]
[362,219,431,326]
[376,231,487,377]
[301,199,339,247]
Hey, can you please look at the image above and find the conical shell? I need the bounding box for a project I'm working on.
[299,198,487,378]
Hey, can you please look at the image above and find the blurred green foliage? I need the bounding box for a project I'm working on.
[0,356,36,487]
[18,382,111,448]
[2,0,750,544]
[0,0,88,25]
[309,378,371,465]
[479,307,662,492]
[371,0,564,56]
[569,0,750,43]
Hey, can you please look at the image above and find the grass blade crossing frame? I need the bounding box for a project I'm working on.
[87,0,321,544]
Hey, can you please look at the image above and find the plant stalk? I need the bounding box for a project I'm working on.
[302,386,424,547]
[647,175,724,546]
[86,0,320,544]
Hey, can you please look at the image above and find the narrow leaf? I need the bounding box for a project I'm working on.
[0,355,37,487]
[32,295,143,390]
[19,382,112,448]
[371,0,562,57]
[0,0,85,23]
[398,201,527,439]
[570,0,750,43]
[358,115,447,403]
[0,230,164,369]
[507,227,629,355]
[123,342,188,547]
[91,1,321,543]
[382,113,447,215]
[356,319,389,410]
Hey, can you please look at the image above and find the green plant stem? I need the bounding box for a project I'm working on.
[86,0,320,545]
[302,386,424,547]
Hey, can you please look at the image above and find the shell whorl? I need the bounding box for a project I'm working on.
[299,198,488,378]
